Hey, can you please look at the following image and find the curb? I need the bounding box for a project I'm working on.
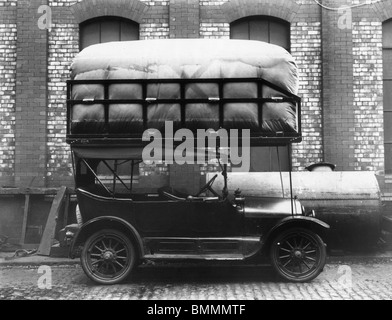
[327,254,392,264]
[0,255,79,267]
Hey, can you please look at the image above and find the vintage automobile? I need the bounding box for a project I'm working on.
[65,39,330,284]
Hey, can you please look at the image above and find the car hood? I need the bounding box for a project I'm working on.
[243,196,302,218]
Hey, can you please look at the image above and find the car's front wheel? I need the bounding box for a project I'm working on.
[81,229,136,285]
[270,227,326,282]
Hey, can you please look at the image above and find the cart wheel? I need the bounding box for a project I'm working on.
[81,229,136,285]
[270,227,326,282]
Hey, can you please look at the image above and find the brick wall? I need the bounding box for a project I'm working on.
[321,0,355,171]
[69,0,148,23]
[46,14,79,187]
[169,0,200,38]
[200,0,228,5]
[355,0,391,203]
[291,20,324,170]
[221,0,300,24]
[50,0,82,6]
[140,0,169,39]
[290,2,323,170]
[199,22,229,39]
[0,0,391,193]
[141,0,169,5]
[0,2,17,187]
[352,20,383,172]
[14,0,49,188]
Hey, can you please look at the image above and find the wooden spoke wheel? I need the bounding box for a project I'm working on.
[270,228,327,282]
[81,229,136,285]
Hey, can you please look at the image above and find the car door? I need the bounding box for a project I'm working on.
[133,199,191,237]
[187,198,242,237]
[134,197,244,257]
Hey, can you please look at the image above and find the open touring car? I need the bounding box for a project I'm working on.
[64,39,329,284]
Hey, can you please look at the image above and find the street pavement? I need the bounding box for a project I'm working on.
[1,255,392,300]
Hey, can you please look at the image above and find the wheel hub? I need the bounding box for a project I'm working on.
[293,250,303,259]
[102,251,115,261]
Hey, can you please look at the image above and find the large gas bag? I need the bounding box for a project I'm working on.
[69,39,299,136]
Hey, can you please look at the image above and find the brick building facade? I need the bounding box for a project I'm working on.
[0,0,392,200]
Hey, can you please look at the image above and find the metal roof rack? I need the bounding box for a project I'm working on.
[66,77,301,147]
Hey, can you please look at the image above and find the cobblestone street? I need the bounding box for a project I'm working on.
[1,259,392,300]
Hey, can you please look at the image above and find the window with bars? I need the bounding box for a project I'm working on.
[79,16,139,50]
[384,20,392,173]
[230,16,291,171]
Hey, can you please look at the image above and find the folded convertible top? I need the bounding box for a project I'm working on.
[67,39,301,146]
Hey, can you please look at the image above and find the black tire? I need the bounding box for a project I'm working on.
[270,227,327,282]
[81,229,136,285]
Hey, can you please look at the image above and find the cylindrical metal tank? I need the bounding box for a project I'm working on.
[208,171,382,250]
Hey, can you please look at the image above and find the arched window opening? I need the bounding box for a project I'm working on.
[230,16,290,51]
[79,16,139,50]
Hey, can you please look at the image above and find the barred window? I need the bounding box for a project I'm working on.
[384,20,392,173]
[80,16,139,50]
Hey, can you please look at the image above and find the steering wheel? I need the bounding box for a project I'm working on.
[195,174,220,197]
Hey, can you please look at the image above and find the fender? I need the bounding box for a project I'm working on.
[263,215,330,249]
[69,216,144,259]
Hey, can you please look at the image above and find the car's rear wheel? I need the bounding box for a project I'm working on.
[270,227,326,282]
[81,229,136,285]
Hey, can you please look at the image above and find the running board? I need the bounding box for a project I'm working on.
[143,253,245,260]
[143,236,262,260]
